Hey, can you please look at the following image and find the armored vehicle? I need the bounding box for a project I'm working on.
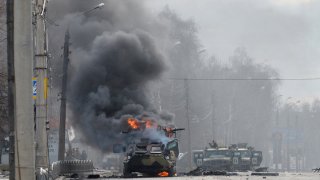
[115,118,184,177]
[201,148,234,171]
[192,150,204,167]
[251,150,263,169]
[231,144,263,171]
[193,141,263,172]
[123,138,179,177]
[232,148,252,171]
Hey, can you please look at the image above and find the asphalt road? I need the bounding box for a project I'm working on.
[101,172,320,180]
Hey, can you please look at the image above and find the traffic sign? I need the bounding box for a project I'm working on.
[32,77,37,99]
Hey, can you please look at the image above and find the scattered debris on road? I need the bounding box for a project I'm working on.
[185,167,239,176]
[312,168,320,173]
[251,172,279,176]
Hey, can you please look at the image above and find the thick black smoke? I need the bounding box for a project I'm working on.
[68,31,168,150]
[49,0,172,152]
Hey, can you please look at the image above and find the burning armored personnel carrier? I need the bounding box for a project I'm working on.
[123,137,180,177]
[193,142,263,172]
[114,118,184,177]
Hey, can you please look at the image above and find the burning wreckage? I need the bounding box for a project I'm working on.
[113,117,184,177]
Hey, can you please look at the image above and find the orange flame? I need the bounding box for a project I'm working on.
[158,171,169,177]
[146,120,153,128]
[128,118,139,129]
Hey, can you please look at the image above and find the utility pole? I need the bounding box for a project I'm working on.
[13,0,35,179]
[6,0,15,179]
[58,30,70,161]
[184,79,192,171]
[295,114,299,172]
[56,3,104,162]
[286,115,290,172]
[275,105,279,172]
[33,0,49,174]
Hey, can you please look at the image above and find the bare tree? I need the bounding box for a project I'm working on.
[279,99,320,170]
[157,8,280,166]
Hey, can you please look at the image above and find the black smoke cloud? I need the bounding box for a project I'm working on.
[68,30,170,151]
[49,0,172,151]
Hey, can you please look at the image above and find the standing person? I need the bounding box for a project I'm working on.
[209,139,218,148]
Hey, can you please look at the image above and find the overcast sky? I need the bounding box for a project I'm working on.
[145,0,320,103]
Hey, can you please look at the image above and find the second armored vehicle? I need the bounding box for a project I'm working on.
[201,147,234,171]
[193,142,263,172]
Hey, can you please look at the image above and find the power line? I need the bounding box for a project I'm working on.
[40,15,59,27]
[169,77,320,81]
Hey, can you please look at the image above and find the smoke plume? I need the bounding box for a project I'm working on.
[69,30,169,150]
[49,0,172,152]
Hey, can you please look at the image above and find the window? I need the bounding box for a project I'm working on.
[151,146,162,152]
[167,141,177,150]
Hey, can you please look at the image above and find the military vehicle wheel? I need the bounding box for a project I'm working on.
[123,164,132,177]
[168,167,176,177]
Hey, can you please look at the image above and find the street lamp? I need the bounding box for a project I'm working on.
[74,3,105,18]
[198,48,206,54]
[57,3,104,161]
